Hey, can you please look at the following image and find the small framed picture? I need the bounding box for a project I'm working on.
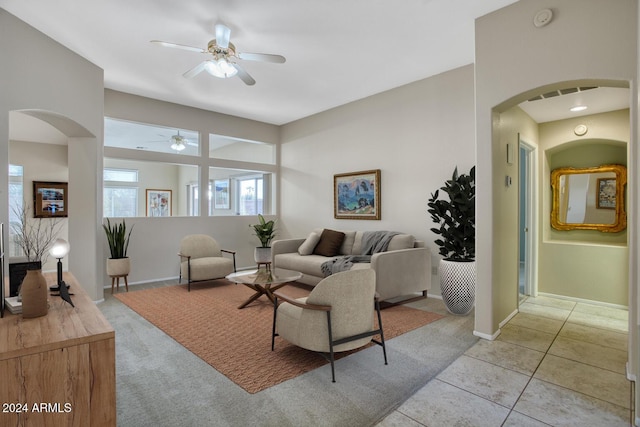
[214,179,230,209]
[146,189,172,217]
[334,169,381,220]
[33,181,68,218]
[596,178,616,209]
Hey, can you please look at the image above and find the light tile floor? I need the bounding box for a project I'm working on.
[377,295,632,427]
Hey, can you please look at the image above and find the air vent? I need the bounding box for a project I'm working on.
[527,86,597,102]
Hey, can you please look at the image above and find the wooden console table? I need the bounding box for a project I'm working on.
[0,272,116,426]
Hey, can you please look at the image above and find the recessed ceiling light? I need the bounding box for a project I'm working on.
[570,105,588,112]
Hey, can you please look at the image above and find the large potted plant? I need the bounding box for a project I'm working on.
[103,218,134,277]
[250,214,276,264]
[427,166,476,315]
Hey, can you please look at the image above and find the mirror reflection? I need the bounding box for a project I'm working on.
[551,164,626,232]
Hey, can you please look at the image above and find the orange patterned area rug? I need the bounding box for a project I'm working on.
[115,281,443,394]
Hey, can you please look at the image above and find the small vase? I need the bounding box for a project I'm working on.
[20,269,48,318]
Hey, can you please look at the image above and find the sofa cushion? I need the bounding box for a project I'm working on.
[313,229,345,257]
[388,234,415,251]
[274,253,343,277]
[339,231,356,255]
[298,232,321,255]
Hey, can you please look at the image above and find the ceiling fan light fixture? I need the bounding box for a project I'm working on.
[170,139,186,151]
[204,58,238,79]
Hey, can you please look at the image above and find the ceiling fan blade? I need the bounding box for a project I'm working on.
[151,40,205,53]
[237,52,286,63]
[215,24,231,49]
[232,64,256,86]
[183,61,208,78]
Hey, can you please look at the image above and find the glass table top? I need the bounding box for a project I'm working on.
[226,268,303,285]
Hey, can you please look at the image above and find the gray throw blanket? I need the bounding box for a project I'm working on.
[321,231,400,277]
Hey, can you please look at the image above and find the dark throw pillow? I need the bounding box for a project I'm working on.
[313,229,346,257]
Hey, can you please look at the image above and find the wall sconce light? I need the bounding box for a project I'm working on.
[49,238,74,307]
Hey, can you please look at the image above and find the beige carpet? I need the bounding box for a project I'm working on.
[115,281,443,394]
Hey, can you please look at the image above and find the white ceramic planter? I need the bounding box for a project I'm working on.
[439,259,476,315]
[254,247,272,264]
[106,257,131,276]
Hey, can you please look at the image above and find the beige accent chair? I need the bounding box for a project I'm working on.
[178,234,236,291]
[271,269,387,382]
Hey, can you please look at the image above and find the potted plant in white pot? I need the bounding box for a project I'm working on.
[250,214,276,264]
[103,218,133,278]
[427,166,476,315]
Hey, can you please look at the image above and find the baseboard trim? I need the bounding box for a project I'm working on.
[537,292,628,310]
[499,308,518,328]
[473,329,500,340]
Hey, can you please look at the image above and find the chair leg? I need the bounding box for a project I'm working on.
[271,296,278,351]
[326,311,336,383]
[375,300,388,365]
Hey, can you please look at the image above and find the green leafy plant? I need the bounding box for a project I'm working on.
[427,166,476,261]
[103,218,134,259]
[250,214,276,248]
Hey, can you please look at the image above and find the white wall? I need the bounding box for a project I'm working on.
[280,65,476,295]
[9,140,69,272]
[104,90,280,285]
[0,9,104,300]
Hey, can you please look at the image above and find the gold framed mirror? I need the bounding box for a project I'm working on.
[551,164,627,232]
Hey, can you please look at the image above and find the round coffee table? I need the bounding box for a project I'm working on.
[226,268,303,309]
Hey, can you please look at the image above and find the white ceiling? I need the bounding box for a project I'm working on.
[2,0,521,126]
[2,0,630,141]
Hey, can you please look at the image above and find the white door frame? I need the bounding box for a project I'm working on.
[519,136,538,297]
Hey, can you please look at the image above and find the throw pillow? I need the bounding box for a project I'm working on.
[298,232,321,255]
[313,229,346,257]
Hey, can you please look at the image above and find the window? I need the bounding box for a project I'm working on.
[208,168,272,216]
[209,134,275,164]
[8,165,23,256]
[105,118,200,157]
[238,175,264,216]
[104,167,138,217]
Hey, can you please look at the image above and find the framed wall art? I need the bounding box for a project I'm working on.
[146,189,172,217]
[214,179,230,209]
[334,169,381,220]
[33,181,68,218]
[596,177,617,209]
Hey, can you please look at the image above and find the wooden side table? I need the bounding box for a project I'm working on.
[257,261,272,272]
[110,274,129,293]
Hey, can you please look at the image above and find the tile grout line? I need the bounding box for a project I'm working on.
[500,302,576,426]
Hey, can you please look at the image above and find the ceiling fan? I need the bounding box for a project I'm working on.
[151,24,286,86]
[148,131,197,152]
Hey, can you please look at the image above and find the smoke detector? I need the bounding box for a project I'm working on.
[533,9,553,28]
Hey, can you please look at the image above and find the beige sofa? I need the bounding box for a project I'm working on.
[272,229,431,301]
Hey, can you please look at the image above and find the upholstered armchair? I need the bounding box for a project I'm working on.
[178,234,236,291]
[271,269,387,382]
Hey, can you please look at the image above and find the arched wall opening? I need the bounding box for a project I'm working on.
[483,80,631,328]
[8,109,103,301]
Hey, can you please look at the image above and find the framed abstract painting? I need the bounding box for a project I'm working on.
[334,169,381,220]
[146,189,172,217]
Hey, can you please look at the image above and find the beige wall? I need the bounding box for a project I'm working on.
[0,9,104,300]
[494,106,539,319]
[537,109,629,305]
[280,65,477,295]
[475,0,637,339]
[9,140,69,272]
[103,90,280,284]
